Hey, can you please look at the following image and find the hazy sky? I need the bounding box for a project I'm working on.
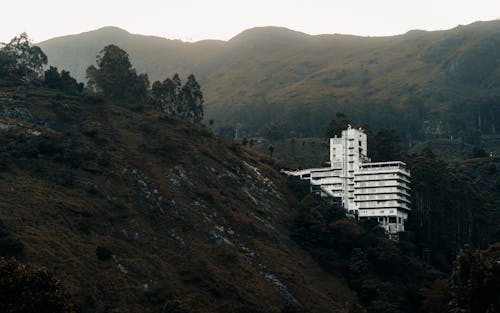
[1,0,499,43]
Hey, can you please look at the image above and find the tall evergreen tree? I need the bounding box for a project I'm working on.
[369,128,402,162]
[151,73,204,124]
[181,74,204,124]
[86,44,149,102]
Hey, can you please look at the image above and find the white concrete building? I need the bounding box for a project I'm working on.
[284,126,411,234]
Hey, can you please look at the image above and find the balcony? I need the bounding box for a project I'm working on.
[354,194,410,203]
[357,201,411,210]
[354,174,410,184]
[354,187,410,197]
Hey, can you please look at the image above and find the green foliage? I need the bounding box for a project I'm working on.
[262,121,285,141]
[407,149,499,270]
[448,244,500,313]
[325,113,350,138]
[95,246,112,261]
[420,279,450,313]
[0,33,47,81]
[0,50,17,78]
[369,129,403,162]
[35,21,500,146]
[290,178,435,313]
[43,66,83,95]
[0,258,75,313]
[181,74,204,124]
[86,44,149,102]
[151,73,204,124]
[0,222,23,256]
[422,244,500,313]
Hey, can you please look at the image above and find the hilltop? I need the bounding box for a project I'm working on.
[38,21,500,149]
[0,84,355,312]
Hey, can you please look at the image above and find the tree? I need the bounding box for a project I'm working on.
[43,66,60,88]
[262,121,285,142]
[369,129,402,162]
[151,73,204,124]
[43,66,83,94]
[448,244,500,313]
[0,50,16,78]
[86,44,149,102]
[0,33,47,81]
[325,112,350,138]
[268,144,274,159]
[180,74,204,124]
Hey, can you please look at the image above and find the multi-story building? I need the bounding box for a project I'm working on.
[354,161,411,233]
[283,126,411,234]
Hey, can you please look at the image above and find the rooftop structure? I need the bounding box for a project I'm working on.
[284,126,411,234]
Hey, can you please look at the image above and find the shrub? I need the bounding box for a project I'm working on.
[95,246,113,261]
[0,223,23,256]
[0,258,75,313]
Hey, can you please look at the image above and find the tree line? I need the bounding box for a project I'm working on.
[86,44,204,124]
[1,34,204,125]
[288,113,500,313]
[323,113,499,268]
[0,33,83,94]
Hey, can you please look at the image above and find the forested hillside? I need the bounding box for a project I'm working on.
[39,21,500,153]
[1,28,499,313]
[0,37,357,312]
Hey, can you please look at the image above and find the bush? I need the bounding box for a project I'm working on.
[95,246,113,261]
[0,237,24,256]
[0,258,75,313]
[0,223,23,256]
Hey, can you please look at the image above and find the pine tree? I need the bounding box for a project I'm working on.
[152,73,204,125]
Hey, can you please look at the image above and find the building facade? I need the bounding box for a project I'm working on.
[284,126,411,234]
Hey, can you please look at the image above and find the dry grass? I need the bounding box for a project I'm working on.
[0,85,355,312]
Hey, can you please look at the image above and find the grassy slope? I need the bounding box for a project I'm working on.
[0,86,354,313]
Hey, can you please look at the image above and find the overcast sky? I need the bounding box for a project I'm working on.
[1,0,499,43]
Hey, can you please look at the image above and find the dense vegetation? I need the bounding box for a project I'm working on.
[39,21,500,156]
[407,149,499,270]
[290,175,500,313]
[0,33,82,94]
[1,37,356,313]
[1,31,498,313]
[290,183,435,313]
[289,152,500,313]
[0,258,75,313]
[0,33,47,82]
[86,44,204,122]
[287,113,499,313]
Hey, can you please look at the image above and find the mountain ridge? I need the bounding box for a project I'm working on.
[37,20,500,146]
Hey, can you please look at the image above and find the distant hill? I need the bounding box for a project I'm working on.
[39,21,500,147]
[38,26,225,83]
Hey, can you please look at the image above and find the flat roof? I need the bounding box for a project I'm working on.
[360,161,407,167]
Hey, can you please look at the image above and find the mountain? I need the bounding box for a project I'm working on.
[1,57,498,312]
[38,21,500,148]
[38,26,225,84]
[0,85,355,312]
